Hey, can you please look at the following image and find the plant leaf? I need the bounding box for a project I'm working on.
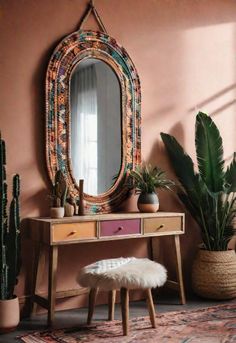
[161,113,236,251]
[195,112,224,192]
[225,152,236,193]
[161,132,201,203]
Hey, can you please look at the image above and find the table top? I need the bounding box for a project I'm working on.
[29,211,185,223]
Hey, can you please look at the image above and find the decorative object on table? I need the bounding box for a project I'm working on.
[64,198,75,217]
[78,179,85,216]
[19,302,236,343]
[78,257,167,336]
[0,133,21,333]
[161,111,236,299]
[50,170,68,219]
[129,164,175,212]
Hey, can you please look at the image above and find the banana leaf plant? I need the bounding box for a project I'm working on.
[161,112,236,251]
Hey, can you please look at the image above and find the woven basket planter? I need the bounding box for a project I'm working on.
[192,249,236,299]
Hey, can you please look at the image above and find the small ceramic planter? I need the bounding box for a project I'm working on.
[50,207,65,218]
[0,296,20,333]
[64,203,74,217]
[137,192,159,213]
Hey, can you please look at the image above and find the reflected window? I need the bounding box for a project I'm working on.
[70,58,121,196]
[71,63,98,194]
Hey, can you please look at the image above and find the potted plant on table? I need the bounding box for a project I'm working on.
[129,164,175,212]
[0,134,21,333]
[50,170,68,218]
[161,111,236,299]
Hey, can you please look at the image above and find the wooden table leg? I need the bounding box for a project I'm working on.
[174,235,186,304]
[120,288,129,336]
[30,243,46,317]
[48,245,58,327]
[108,289,116,321]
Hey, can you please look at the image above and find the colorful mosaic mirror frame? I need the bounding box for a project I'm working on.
[46,30,141,213]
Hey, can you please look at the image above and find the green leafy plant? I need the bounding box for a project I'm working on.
[0,133,21,300]
[51,170,68,207]
[161,111,236,251]
[129,164,175,194]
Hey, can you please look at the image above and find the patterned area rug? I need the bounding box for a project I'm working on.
[20,303,236,343]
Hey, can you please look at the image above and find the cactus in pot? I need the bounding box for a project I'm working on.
[50,170,68,218]
[0,133,21,332]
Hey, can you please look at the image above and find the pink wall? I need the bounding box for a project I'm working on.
[0,0,236,311]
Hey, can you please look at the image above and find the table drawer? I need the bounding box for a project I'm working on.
[144,217,183,234]
[100,219,141,237]
[52,222,97,242]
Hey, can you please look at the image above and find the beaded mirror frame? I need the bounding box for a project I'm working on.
[46,30,141,213]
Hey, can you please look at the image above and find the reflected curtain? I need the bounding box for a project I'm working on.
[71,65,98,195]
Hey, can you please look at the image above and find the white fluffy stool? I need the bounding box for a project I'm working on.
[77,257,167,335]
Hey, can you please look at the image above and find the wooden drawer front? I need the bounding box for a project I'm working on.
[52,222,97,242]
[144,217,183,234]
[100,219,141,237]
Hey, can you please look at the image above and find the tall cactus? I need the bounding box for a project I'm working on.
[0,133,20,300]
[0,134,8,299]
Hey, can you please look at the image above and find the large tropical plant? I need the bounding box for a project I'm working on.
[161,112,236,251]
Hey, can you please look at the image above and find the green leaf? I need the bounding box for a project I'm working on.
[178,192,201,226]
[195,112,224,192]
[130,163,174,193]
[161,132,201,203]
[161,113,236,251]
[225,152,236,193]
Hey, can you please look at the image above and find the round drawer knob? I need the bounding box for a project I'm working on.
[118,226,124,231]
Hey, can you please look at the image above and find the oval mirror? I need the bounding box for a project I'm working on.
[70,58,122,196]
[46,30,141,213]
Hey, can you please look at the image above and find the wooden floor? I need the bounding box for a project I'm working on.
[0,293,233,343]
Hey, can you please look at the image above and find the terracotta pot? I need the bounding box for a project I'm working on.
[192,249,236,299]
[50,207,64,218]
[0,296,20,333]
[137,192,159,213]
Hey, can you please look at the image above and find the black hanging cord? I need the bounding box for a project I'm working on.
[78,0,107,33]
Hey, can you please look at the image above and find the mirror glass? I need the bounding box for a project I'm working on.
[70,58,122,196]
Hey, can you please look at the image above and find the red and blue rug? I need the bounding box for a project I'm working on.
[20,302,236,342]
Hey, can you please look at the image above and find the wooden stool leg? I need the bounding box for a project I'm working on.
[146,288,156,328]
[120,287,129,336]
[87,288,98,325]
[108,290,116,321]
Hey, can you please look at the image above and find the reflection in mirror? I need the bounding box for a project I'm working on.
[70,58,122,196]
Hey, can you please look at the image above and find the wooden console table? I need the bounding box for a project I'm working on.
[29,212,186,326]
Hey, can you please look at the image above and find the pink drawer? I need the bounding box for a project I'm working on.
[100,219,141,237]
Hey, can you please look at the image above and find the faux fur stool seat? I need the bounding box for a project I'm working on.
[77,257,167,335]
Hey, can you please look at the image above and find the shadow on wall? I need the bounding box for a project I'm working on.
[188,83,236,117]
[22,188,50,218]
